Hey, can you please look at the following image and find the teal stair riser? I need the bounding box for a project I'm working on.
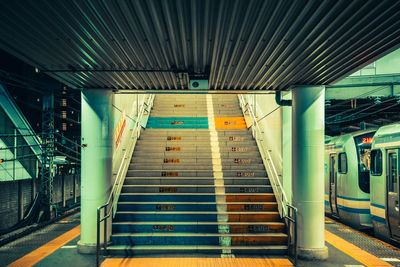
[112,224,219,233]
[117,203,218,211]
[114,213,218,222]
[118,194,216,202]
[110,236,286,246]
[111,236,220,246]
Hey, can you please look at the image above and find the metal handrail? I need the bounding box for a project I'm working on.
[286,204,298,265]
[238,94,289,218]
[96,94,154,266]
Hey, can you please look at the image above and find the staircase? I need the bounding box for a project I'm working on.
[108,94,288,255]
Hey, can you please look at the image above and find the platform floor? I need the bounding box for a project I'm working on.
[1,213,400,266]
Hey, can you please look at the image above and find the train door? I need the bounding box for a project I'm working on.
[329,154,339,216]
[387,149,400,238]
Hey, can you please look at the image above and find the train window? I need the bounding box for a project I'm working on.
[354,133,374,194]
[338,153,347,173]
[370,149,382,176]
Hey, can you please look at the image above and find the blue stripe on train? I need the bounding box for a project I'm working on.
[337,205,370,214]
[371,215,386,224]
[336,195,370,201]
[371,202,385,209]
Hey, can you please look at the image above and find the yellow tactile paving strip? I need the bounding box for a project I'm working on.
[8,225,80,267]
[214,117,247,129]
[325,230,393,267]
[100,257,293,267]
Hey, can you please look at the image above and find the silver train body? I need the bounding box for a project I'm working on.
[324,130,376,229]
[370,123,400,242]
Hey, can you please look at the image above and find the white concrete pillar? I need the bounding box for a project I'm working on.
[78,89,113,254]
[292,86,328,260]
[282,92,292,203]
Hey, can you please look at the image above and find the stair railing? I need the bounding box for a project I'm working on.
[286,204,298,265]
[96,94,154,267]
[238,94,289,218]
[238,95,298,263]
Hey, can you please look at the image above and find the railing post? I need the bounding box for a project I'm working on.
[103,207,107,255]
[96,208,101,267]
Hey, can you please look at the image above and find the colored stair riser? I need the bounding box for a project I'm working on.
[231,236,288,246]
[110,235,287,246]
[229,224,285,233]
[117,203,217,211]
[114,213,218,222]
[228,214,280,222]
[110,236,221,245]
[224,179,270,185]
[227,203,278,212]
[112,224,219,233]
[119,194,216,202]
[121,187,271,194]
[226,194,276,202]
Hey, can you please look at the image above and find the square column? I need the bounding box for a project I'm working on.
[292,86,328,260]
[78,89,113,254]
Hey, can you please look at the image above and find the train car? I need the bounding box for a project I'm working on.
[370,123,400,242]
[324,130,376,229]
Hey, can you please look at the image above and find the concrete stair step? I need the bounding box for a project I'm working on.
[114,211,281,222]
[121,185,273,193]
[133,146,259,152]
[110,232,288,246]
[129,164,265,171]
[131,152,261,158]
[123,177,270,185]
[131,158,262,164]
[119,193,276,202]
[125,170,267,177]
[116,202,278,212]
[135,140,256,146]
[106,244,288,255]
[112,221,285,234]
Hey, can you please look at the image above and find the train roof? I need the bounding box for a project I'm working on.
[325,129,376,141]
[372,123,400,148]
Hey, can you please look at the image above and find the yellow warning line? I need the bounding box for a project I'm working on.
[8,225,80,267]
[101,257,293,267]
[325,216,400,252]
[325,230,392,267]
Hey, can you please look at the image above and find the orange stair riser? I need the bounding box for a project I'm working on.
[227,203,278,211]
[228,214,281,222]
[231,236,288,246]
[229,225,285,233]
[226,195,276,202]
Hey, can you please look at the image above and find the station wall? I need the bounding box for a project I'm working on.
[0,174,80,230]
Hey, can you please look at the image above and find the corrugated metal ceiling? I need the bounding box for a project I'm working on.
[0,0,399,91]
